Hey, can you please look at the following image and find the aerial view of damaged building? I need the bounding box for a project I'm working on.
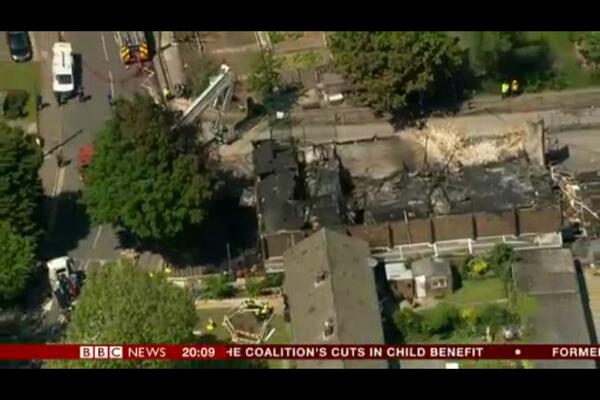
[249,115,599,368]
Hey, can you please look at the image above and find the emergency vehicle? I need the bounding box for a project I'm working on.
[116,32,150,65]
[52,42,75,101]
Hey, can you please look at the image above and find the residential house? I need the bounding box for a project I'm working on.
[283,228,387,369]
[411,258,453,299]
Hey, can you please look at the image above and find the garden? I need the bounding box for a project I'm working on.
[393,245,536,348]
[0,62,39,123]
[450,31,600,94]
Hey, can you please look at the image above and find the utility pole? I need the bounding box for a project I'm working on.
[226,242,233,279]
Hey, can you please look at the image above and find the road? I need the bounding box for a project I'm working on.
[33,32,158,325]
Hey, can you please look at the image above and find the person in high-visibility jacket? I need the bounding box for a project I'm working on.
[501,82,510,99]
[511,79,520,96]
[206,318,216,331]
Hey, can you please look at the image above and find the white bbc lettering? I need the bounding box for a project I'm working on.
[109,346,123,359]
[80,346,94,359]
[94,346,109,359]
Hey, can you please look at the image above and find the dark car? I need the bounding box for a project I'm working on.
[6,31,32,62]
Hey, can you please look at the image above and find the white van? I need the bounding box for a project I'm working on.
[52,42,74,99]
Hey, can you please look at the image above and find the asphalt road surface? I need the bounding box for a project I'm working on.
[35,31,158,269]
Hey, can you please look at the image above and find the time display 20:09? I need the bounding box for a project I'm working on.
[181,345,218,359]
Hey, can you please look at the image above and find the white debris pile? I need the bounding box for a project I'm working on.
[419,123,525,170]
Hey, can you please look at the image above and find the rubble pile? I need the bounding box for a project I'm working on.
[420,123,526,171]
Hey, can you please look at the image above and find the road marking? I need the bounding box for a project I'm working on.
[108,70,115,97]
[92,225,104,249]
[100,33,109,62]
[55,167,66,196]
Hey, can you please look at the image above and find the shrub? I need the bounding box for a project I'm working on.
[487,244,516,285]
[3,90,29,119]
[201,274,235,299]
[465,257,490,278]
[393,308,425,340]
[476,304,514,332]
[422,303,461,336]
[262,272,284,288]
[245,277,262,298]
[459,306,478,335]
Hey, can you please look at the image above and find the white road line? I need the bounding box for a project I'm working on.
[51,168,60,196]
[108,70,115,97]
[55,167,66,196]
[100,33,109,62]
[92,225,104,249]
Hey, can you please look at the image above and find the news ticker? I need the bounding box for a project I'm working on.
[2,344,600,361]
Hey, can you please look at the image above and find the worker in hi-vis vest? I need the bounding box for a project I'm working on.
[511,79,520,96]
[501,82,510,99]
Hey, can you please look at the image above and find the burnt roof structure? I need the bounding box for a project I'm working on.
[283,228,387,369]
[354,158,556,224]
[254,140,348,235]
[254,139,306,233]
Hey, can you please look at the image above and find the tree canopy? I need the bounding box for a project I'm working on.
[248,51,282,99]
[467,32,523,79]
[0,221,36,304]
[47,260,198,368]
[82,95,212,241]
[329,31,466,116]
[0,122,43,239]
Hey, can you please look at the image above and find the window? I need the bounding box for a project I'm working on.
[56,74,73,85]
[430,277,447,289]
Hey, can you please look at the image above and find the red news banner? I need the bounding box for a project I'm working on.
[2,344,600,361]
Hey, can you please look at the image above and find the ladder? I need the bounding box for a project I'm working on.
[178,64,235,139]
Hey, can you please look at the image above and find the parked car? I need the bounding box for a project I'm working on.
[6,31,32,62]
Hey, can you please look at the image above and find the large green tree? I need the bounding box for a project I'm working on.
[329,31,466,115]
[0,122,43,238]
[248,51,282,99]
[467,32,523,79]
[82,95,211,241]
[47,260,198,368]
[0,221,36,304]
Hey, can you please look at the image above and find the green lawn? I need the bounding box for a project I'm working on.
[523,31,600,88]
[0,62,40,123]
[445,277,507,305]
[450,31,600,92]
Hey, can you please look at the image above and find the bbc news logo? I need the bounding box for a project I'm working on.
[79,346,123,359]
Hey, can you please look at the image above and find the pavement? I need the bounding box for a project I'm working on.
[157,32,186,90]
[32,32,159,327]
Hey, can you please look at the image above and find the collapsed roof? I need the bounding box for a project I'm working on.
[254,139,347,234]
[354,157,556,224]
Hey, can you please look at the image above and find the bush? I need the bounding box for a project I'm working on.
[201,274,235,299]
[487,244,516,285]
[262,272,284,288]
[3,90,29,119]
[465,257,490,278]
[393,308,425,340]
[422,303,461,336]
[476,304,514,332]
[245,277,262,298]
